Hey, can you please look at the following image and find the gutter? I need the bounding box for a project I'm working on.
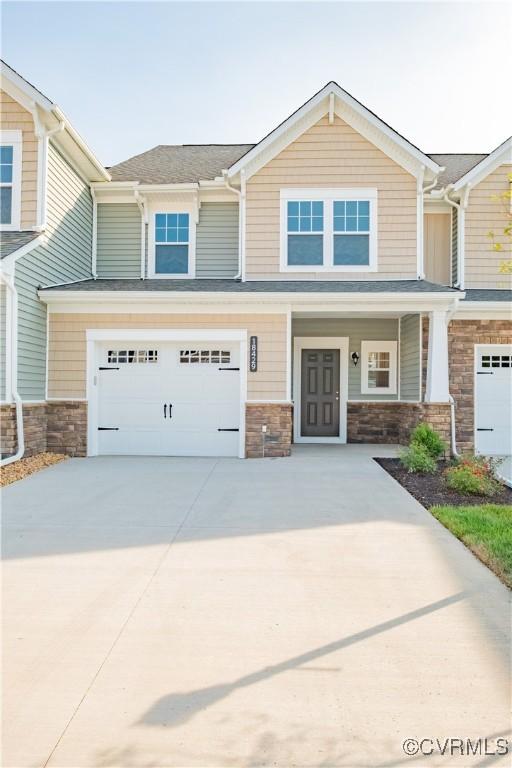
[0,273,24,466]
[51,106,111,181]
[447,300,460,457]
[91,187,98,278]
[30,102,65,231]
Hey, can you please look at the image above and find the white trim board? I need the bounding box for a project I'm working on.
[86,328,247,458]
[293,336,349,444]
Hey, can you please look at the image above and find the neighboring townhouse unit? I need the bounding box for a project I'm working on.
[1,65,511,461]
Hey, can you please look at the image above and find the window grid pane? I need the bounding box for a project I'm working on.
[333,200,370,233]
[155,212,189,243]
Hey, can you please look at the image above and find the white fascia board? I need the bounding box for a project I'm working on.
[452,136,512,191]
[454,301,512,320]
[39,289,461,315]
[227,82,441,181]
[0,61,54,112]
[1,234,47,273]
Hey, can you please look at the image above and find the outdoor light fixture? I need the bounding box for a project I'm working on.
[351,351,360,366]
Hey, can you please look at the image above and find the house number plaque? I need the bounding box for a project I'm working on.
[249,336,258,372]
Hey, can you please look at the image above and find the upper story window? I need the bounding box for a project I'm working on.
[280,188,377,272]
[0,131,22,230]
[154,213,190,274]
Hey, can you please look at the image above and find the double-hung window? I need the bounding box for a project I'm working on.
[281,189,377,271]
[154,212,190,275]
[0,131,22,230]
[361,341,397,395]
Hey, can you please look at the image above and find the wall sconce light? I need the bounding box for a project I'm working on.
[351,351,360,366]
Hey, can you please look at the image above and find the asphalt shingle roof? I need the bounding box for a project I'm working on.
[109,144,255,184]
[463,289,512,303]
[0,231,40,260]
[40,279,458,294]
[427,154,488,188]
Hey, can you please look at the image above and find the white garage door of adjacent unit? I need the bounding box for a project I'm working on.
[96,342,241,456]
[475,345,512,456]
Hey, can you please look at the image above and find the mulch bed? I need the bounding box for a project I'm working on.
[375,458,512,508]
[0,452,68,488]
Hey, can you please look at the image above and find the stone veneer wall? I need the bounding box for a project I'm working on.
[47,402,88,457]
[347,402,451,447]
[0,401,88,458]
[245,403,292,458]
[448,319,512,453]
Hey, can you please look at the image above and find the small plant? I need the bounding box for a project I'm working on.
[399,443,437,474]
[445,456,503,497]
[410,422,447,459]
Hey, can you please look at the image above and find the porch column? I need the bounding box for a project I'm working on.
[425,310,450,402]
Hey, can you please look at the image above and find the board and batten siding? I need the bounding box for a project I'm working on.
[465,164,512,289]
[292,317,402,400]
[15,142,93,400]
[399,314,421,401]
[196,202,239,278]
[451,207,458,285]
[0,284,7,401]
[0,90,38,230]
[96,203,141,277]
[245,115,417,280]
[48,313,287,401]
[423,213,450,286]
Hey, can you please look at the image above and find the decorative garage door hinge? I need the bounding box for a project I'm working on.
[477,371,494,375]
[98,427,120,431]
[218,367,240,371]
[476,428,494,432]
[217,428,239,432]
[99,366,120,371]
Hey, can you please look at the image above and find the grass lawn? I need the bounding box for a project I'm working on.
[431,505,512,589]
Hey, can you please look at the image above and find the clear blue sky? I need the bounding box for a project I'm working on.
[3,1,510,167]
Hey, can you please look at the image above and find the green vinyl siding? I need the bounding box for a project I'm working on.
[292,317,399,401]
[0,283,7,401]
[400,314,421,401]
[15,141,93,400]
[196,202,239,278]
[96,203,141,277]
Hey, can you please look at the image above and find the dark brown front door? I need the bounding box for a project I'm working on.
[301,349,340,437]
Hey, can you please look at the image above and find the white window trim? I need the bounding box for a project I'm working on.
[0,130,22,231]
[148,204,196,279]
[361,340,397,395]
[280,188,377,273]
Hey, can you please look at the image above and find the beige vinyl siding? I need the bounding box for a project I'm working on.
[0,90,38,230]
[96,203,141,277]
[451,208,458,285]
[246,115,417,280]
[424,213,450,285]
[400,314,421,401]
[196,202,239,278]
[15,142,93,400]
[292,317,400,400]
[0,284,7,401]
[465,164,512,289]
[48,313,287,400]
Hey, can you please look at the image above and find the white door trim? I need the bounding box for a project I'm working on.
[293,336,349,444]
[474,342,512,456]
[86,329,247,458]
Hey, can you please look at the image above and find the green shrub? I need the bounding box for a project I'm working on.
[445,456,502,497]
[410,423,447,459]
[399,443,437,474]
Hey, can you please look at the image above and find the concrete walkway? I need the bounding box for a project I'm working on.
[2,446,510,767]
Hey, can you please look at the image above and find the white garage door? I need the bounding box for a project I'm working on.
[475,345,512,456]
[96,341,241,457]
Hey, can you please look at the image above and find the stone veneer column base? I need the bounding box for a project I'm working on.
[0,404,17,457]
[245,403,292,458]
[347,401,451,447]
[1,403,47,458]
[47,402,88,457]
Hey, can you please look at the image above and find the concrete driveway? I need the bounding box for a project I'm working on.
[2,446,510,767]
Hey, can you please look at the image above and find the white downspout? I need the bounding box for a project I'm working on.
[135,191,147,279]
[1,273,24,466]
[30,103,65,231]
[222,170,243,280]
[91,187,98,278]
[447,301,461,457]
